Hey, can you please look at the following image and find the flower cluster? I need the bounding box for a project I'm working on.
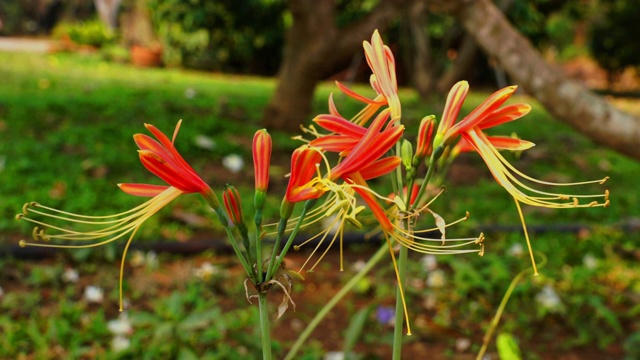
[15,28,609,353]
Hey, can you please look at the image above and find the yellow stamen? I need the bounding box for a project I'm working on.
[514,198,538,275]
[16,187,184,310]
[383,231,411,335]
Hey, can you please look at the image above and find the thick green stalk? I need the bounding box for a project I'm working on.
[258,291,273,360]
[284,242,388,360]
[392,245,409,360]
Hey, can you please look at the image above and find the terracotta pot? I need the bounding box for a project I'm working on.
[130,45,162,67]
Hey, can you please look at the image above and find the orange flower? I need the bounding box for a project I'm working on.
[285,109,404,204]
[16,121,216,310]
[438,81,609,273]
[335,30,401,124]
[433,81,531,150]
[120,121,212,197]
[284,146,325,203]
[329,109,403,180]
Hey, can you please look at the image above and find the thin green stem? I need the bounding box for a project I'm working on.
[202,192,257,281]
[414,153,437,208]
[223,225,257,283]
[392,245,409,360]
[258,291,273,360]
[255,208,264,280]
[239,227,255,274]
[476,269,529,360]
[476,254,546,360]
[269,199,316,279]
[265,217,288,282]
[284,242,388,360]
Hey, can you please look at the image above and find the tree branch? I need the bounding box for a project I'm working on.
[439,0,640,159]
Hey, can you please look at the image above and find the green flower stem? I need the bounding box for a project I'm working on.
[476,255,545,360]
[475,270,527,360]
[222,225,257,283]
[284,242,388,360]
[202,191,256,280]
[270,199,316,279]
[413,151,438,207]
[209,204,256,282]
[265,217,288,281]
[258,291,273,360]
[392,245,409,360]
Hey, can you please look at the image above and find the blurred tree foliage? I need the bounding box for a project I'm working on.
[589,0,640,86]
[147,0,287,74]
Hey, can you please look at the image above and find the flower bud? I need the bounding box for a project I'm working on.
[413,115,435,165]
[401,139,413,171]
[253,129,271,210]
[222,185,245,228]
[253,129,272,193]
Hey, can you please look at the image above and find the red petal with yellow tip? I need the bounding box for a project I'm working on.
[486,136,535,151]
[457,134,534,153]
[447,85,517,137]
[118,183,170,197]
[335,81,386,105]
[437,81,469,135]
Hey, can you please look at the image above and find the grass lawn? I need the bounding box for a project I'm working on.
[0,50,639,359]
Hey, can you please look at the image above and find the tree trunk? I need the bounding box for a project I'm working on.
[120,0,156,47]
[435,32,477,94]
[436,0,512,93]
[262,0,411,132]
[94,0,122,30]
[437,0,640,159]
[408,0,434,99]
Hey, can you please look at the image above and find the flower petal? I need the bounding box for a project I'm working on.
[335,81,385,105]
[313,114,367,138]
[310,135,360,153]
[437,81,469,136]
[479,103,532,129]
[358,156,401,180]
[446,85,517,137]
[118,183,170,197]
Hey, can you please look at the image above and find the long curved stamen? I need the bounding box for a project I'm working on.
[466,129,609,208]
[18,188,182,242]
[17,187,185,311]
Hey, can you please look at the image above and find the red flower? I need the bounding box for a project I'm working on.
[335,30,401,123]
[284,146,324,203]
[119,121,211,197]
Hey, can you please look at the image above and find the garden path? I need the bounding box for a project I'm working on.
[0,37,53,53]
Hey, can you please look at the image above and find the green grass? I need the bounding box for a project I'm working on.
[1,50,639,358]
